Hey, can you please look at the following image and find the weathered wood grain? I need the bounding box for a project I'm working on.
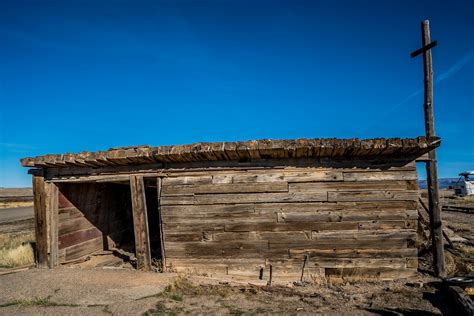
[59,217,95,236]
[157,177,166,270]
[33,175,48,268]
[289,180,411,193]
[161,182,289,196]
[289,248,418,259]
[224,221,358,232]
[64,237,103,261]
[277,209,418,222]
[130,175,152,271]
[58,227,102,249]
[328,190,418,202]
[343,171,417,181]
[269,238,409,250]
[46,182,59,268]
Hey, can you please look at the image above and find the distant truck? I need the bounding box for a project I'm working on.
[452,171,474,196]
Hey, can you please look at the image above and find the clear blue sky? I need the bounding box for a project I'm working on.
[1,0,473,187]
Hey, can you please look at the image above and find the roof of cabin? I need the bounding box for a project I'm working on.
[20,136,440,168]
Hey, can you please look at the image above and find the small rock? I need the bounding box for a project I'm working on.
[296,307,303,311]
[293,281,307,287]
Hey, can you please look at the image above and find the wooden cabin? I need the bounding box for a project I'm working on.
[20,137,440,282]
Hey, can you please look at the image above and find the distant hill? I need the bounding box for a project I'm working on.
[418,178,459,189]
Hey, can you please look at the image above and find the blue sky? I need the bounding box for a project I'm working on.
[0,0,473,187]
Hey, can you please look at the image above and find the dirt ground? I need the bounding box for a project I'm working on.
[0,188,472,315]
[0,267,457,315]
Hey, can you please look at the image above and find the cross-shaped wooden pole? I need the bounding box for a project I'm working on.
[411,20,446,278]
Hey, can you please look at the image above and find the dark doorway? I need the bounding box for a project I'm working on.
[144,178,163,266]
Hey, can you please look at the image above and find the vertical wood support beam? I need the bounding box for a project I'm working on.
[47,182,59,268]
[421,20,446,278]
[130,175,152,271]
[157,177,166,271]
[32,174,48,268]
[32,174,58,268]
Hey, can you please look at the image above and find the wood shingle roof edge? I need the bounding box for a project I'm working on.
[20,136,441,168]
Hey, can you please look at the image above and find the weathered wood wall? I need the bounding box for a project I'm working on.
[56,183,134,262]
[160,159,419,281]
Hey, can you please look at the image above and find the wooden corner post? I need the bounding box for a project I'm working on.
[157,177,166,271]
[130,175,152,271]
[411,20,446,277]
[32,174,59,268]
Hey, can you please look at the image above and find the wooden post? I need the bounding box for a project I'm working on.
[46,182,59,268]
[157,177,166,271]
[32,174,48,268]
[32,175,58,268]
[130,175,152,271]
[420,20,446,277]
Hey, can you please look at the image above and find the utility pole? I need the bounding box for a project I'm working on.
[411,20,446,277]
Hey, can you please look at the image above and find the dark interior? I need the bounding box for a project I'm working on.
[144,179,163,263]
[57,179,162,267]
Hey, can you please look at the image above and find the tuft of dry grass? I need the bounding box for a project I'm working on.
[0,201,34,209]
[0,232,35,268]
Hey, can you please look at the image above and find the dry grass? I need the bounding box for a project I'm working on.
[0,232,35,268]
[0,201,34,209]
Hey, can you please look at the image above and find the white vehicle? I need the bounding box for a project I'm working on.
[452,171,474,196]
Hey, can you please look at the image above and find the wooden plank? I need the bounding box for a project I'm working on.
[310,258,407,269]
[161,204,255,216]
[58,227,102,249]
[161,192,329,206]
[358,220,416,230]
[310,230,417,241]
[157,177,166,270]
[161,182,289,196]
[162,176,212,185]
[289,248,418,259]
[164,241,289,259]
[211,231,311,242]
[255,201,416,213]
[212,175,233,184]
[163,214,276,224]
[289,180,410,193]
[160,195,194,205]
[130,175,152,271]
[193,192,328,205]
[328,190,418,202]
[269,238,409,250]
[164,222,225,232]
[225,221,358,232]
[277,209,418,223]
[58,206,87,221]
[32,175,48,268]
[343,171,417,181]
[59,217,95,235]
[64,236,103,261]
[46,182,59,268]
[231,171,343,183]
